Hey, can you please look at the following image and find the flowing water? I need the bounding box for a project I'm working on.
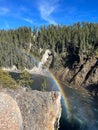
[31,74,98,130]
[59,84,98,130]
[10,72,98,130]
[9,50,98,130]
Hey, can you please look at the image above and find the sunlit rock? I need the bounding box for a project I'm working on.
[0,92,23,130]
[1,89,62,130]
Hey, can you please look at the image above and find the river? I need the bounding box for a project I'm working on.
[10,72,98,130]
[31,74,98,130]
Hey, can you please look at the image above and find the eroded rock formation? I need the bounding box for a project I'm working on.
[0,89,62,130]
[56,55,98,96]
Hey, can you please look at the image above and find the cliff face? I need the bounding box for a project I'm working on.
[0,89,62,130]
[56,55,98,96]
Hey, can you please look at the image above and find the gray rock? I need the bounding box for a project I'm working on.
[0,92,23,130]
[1,88,62,130]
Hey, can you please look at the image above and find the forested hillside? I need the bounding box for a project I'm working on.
[0,22,98,94]
[0,22,98,70]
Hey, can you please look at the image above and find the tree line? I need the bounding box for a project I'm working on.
[0,22,98,70]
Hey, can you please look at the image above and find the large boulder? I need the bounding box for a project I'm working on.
[20,91,62,130]
[0,92,23,130]
[1,89,62,130]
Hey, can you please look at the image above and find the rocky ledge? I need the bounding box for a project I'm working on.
[0,88,62,130]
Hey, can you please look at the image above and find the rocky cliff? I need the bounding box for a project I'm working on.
[0,88,62,130]
[55,55,98,96]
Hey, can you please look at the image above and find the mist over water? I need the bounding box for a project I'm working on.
[59,82,98,130]
[30,74,98,130]
[9,51,98,130]
[10,71,98,130]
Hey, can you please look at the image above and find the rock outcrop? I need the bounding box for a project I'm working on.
[0,92,23,130]
[56,55,98,96]
[0,89,62,130]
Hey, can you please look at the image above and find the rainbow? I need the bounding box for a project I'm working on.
[22,51,72,120]
[48,71,72,121]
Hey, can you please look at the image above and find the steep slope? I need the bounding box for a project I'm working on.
[56,55,98,96]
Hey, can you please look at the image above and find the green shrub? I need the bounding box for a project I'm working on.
[0,68,18,89]
[17,70,33,87]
